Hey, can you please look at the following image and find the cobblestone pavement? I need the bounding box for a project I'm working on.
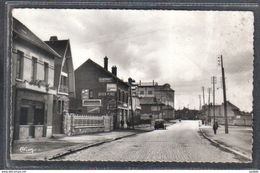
[58,120,244,162]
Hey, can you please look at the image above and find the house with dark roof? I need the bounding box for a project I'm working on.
[72,57,130,130]
[11,18,60,140]
[45,36,76,134]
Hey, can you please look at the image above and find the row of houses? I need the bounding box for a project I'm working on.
[11,18,175,141]
[201,101,252,126]
[71,57,175,128]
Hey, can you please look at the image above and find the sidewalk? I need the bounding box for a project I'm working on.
[11,127,153,161]
[200,125,252,160]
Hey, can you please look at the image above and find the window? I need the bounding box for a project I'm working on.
[125,93,128,103]
[20,107,28,125]
[16,50,24,79]
[58,100,61,114]
[32,57,37,81]
[89,90,94,99]
[148,90,153,95]
[57,100,65,114]
[118,90,121,101]
[122,91,125,102]
[140,91,144,95]
[61,101,64,113]
[34,107,44,125]
[60,76,67,86]
[44,62,49,83]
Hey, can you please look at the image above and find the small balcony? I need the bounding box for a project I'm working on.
[59,85,69,93]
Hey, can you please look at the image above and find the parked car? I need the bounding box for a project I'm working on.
[154,119,166,130]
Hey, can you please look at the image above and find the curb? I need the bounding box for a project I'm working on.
[199,128,252,161]
[48,132,142,160]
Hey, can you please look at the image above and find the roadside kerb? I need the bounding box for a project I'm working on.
[48,130,151,160]
[199,128,251,162]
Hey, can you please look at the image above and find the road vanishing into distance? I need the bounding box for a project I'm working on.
[57,120,244,162]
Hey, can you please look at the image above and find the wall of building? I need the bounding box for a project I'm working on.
[12,39,55,87]
[12,38,56,140]
[74,60,129,129]
[137,86,155,98]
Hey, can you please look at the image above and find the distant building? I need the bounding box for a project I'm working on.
[138,81,175,121]
[45,37,76,134]
[175,108,200,120]
[205,101,252,126]
[139,97,164,122]
[128,86,142,125]
[73,57,130,129]
[11,18,60,140]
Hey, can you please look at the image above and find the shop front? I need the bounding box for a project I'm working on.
[13,89,54,140]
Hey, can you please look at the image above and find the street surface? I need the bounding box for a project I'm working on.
[58,120,243,162]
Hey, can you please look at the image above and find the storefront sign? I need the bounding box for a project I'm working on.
[98,92,106,97]
[107,92,116,96]
[107,83,117,92]
[99,77,113,83]
[82,99,101,106]
[98,92,116,97]
[87,106,100,113]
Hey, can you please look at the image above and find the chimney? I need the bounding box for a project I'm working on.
[49,36,58,41]
[104,56,108,70]
[112,66,117,76]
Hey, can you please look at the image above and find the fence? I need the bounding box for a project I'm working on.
[63,113,113,136]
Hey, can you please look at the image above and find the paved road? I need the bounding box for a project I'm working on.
[58,120,243,162]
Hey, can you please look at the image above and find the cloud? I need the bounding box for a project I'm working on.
[12,9,254,111]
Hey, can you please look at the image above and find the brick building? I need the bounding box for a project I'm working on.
[45,36,76,134]
[73,57,130,129]
[11,18,60,140]
[138,81,175,121]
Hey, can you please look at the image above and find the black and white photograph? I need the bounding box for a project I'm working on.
[9,9,253,163]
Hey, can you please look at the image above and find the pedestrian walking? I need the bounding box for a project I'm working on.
[213,121,219,134]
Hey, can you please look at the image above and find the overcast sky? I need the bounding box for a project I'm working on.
[13,9,254,112]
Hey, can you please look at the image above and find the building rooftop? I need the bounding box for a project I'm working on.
[13,17,61,58]
[76,58,129,87]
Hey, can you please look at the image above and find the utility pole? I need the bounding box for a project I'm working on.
[218,55,229,134]
[128,78,135,129]
[202,86,205,106]
[208,88,211,125]
[211,76,216,124]
[199,95,201,110]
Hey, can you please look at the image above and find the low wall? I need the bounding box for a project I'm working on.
[63,113,112,136]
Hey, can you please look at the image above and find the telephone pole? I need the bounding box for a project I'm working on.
[211,76,216,124]
[128,78,135,129]
[202,86,205,106]
[208,88,211,125]
[218,55,229,134]
[199,95,201,110]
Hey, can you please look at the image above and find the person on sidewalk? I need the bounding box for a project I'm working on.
[213,121,219,135]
